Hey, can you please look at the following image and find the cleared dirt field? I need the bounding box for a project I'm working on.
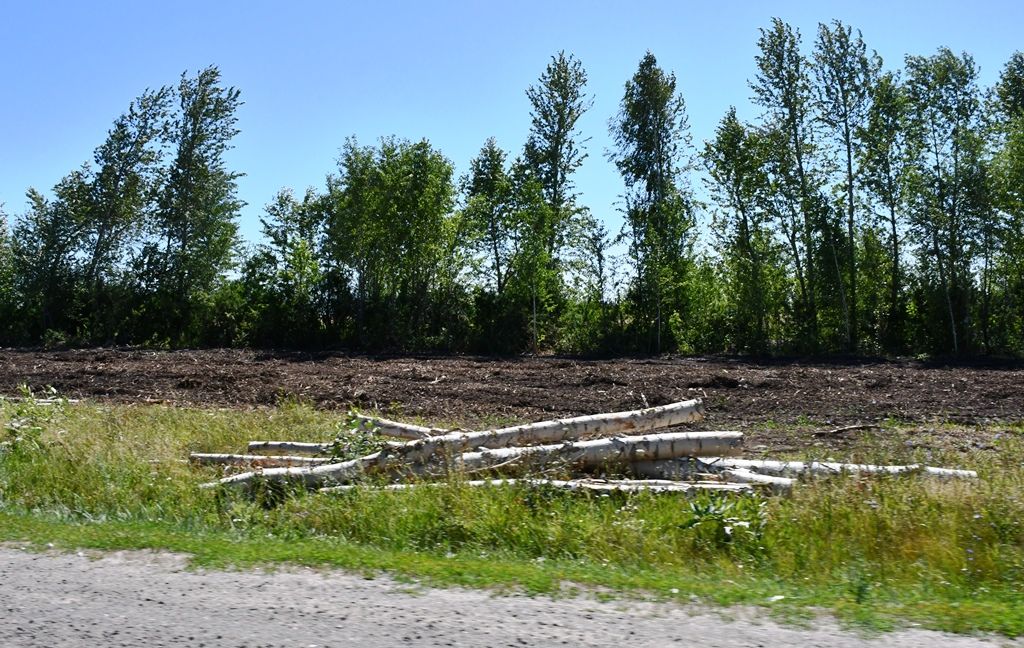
[1,349,1021,451]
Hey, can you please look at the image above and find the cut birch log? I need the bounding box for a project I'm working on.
[202,430,743,491]
[189,453,337,467]
[701,458,977,480]
[352,414,446,440]
[247,441,332,456]
[386,398,705,464]
[319,478,753,494]
[721,467,796,494]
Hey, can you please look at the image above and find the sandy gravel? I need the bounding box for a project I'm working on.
[0,548,1019,648]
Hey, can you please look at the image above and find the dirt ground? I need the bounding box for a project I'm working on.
[1,348,1022,452]
[2,547,1019,648]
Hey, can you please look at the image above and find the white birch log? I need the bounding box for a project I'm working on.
[247,441,332,456]
[202,430,742,491]
[721,468,796,494]
[352,414,446,440]
[454,431,741,473]
[189,453,337,467]
[391,398,705,464]
[319,478,752,494]
[701,458,977,480]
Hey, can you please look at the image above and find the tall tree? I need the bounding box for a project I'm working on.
[858,72,912,349]
[524,51,592,259]
[144,66,243,343]
[751,18,823,346]
[0,207,15,342]
[463,138,514,295]
[904,49,987,352]
[990,52,1024,350]
[704,108,784,352]
[609,52,696,352]
[81,86,172,340]
[813,20,880,349]
[12,174,92,337]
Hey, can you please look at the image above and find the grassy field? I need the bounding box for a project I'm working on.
[1,394,1023,635]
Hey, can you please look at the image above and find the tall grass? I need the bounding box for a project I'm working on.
[2,397,1023,634]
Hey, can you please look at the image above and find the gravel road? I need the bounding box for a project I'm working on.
[1,547,1018,648]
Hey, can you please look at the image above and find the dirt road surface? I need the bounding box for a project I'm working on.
[0,547,1018,648]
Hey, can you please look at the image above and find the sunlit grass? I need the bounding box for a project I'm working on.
[1,396,1023,635]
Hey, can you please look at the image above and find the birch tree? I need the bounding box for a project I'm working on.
[609,52,696,352]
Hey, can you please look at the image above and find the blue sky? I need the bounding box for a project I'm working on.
[2,0,1021,245]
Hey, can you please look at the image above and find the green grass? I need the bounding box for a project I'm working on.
[2,395,1024,636]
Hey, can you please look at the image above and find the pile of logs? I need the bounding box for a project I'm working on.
[193,399,977,495]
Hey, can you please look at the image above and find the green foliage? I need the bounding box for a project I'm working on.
[324,137,467,350]
[3,39,1024,358]
[140,66,243,345]
[904,49,988,353]
[609,52,697,352]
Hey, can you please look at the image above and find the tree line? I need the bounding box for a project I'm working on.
[2,19,1023,356]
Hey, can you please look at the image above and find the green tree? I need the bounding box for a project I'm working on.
[325,137,463,349]
[463,138,514,296]
[751,18,824,347]
[704,108,786,352]
[142,66,243,344]
[12,174,92,339]
[858,72,912,349]
[813,20,880,349]
[241,189,328,346]
[524,51,592,259]
[904,49,988,353]
[609,52,696,352]
[0,207,15,342]
[989,52,1024,350]
[81,86,172,341]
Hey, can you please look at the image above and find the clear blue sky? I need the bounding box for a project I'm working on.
[2,0,1021,245]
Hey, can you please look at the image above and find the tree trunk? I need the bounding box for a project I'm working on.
[204,429,742,491]
[701,457,976,479]
[353,414,446,440]
[320,478,752,495]
[246,441,332,456]
[190,453,336,467]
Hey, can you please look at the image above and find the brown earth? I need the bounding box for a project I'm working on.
[2,349,1022,432]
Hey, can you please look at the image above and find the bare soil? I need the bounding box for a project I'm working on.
[1,348,1021,452]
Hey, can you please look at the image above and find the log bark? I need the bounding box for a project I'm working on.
[246,441,332,456]
[319,478,752,494]
[701,458,977,480]
[189,453,336,467]
[391,398,705,464]
[721,468,795,494]
[353,414,446,440]
[454,431,740,473]
[202,430,742,491]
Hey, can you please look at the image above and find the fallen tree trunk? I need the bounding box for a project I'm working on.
[454,431,741,473]
[189,453,336,467]
[391,398,705,464]
[353,414,446,440]
[319,478,752,494]
[246,441,332,456]
[702,458,977,480]
[202,430,742,491]
[721,468,795,494]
